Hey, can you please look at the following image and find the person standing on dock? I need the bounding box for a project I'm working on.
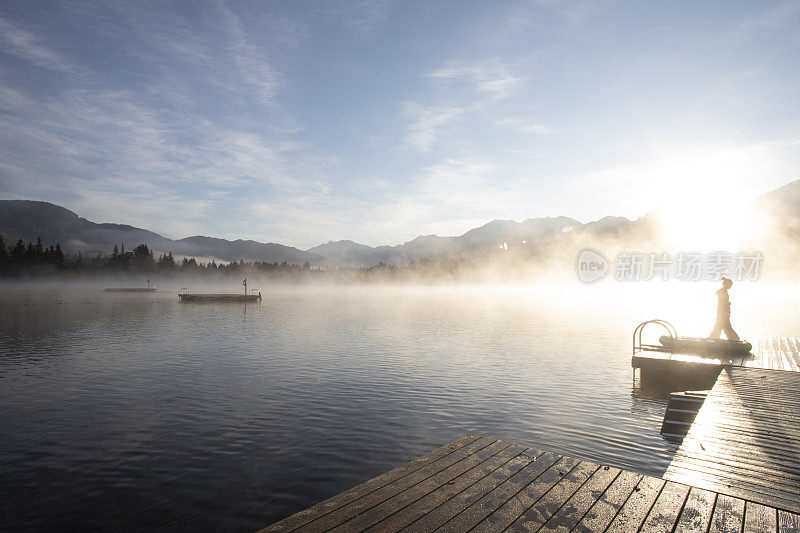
[708,277,740,340]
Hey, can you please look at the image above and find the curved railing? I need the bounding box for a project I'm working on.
[633,319,677,355]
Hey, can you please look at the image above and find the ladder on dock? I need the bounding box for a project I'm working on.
[660,390,708,440]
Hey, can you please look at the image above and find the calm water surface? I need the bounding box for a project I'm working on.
[1,281,798,531]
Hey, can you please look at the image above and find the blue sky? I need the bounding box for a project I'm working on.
[1,1,799,248]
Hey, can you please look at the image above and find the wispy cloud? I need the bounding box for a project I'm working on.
[0,2,327,239]
[735,0,800,35]
[426,60,523,101]
[401,59,527,153]
[0,16,73,71]
[1,1,798,250]
[494,117,552,135]
[363,157,522,243]
[312,0,391,35]
[402,103,467,153]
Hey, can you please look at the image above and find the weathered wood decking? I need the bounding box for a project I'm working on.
[261,434,800,532]
[632,336,800,375]
[665,366,800,515]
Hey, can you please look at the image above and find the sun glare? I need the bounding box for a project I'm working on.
[657,195,766,252]
[646,149,772,252]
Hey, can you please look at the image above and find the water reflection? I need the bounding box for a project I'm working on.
[1,282,798,530]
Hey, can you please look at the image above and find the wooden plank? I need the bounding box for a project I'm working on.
[788,338,800,372]
[538,466,621,533]
[364,448,541,532]
[664,463,800,514]
[678,413,800,438]
[261,434,482,532]
[667,458,800,498]
[778,338,800,372]
[504,461,600,531]
[431,452,569,533]
[779,510,800,533]
[744,501,777,532]
[668,452,800,507]
[293,438,508,532]
[400,451,563,533]
[666,366,800,513]
[680,428,800,455]
[605,475,665,532]
[669,448,800,488]
[639,481,690,532]
[466,456,582,532]
[264,431,796,533]
[673,487,717,533]
[329,442,528,532]
[574,470,643,533]
[708,494,746,533]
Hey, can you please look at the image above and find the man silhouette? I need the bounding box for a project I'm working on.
[708,277,740,340]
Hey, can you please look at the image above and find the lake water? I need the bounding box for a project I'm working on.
[1,281,799,531]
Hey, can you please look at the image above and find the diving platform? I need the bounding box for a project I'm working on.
[260,434,800,532]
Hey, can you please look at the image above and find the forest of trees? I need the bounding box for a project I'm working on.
[0,235,66,273]
[0,234,537,283]
[0,234,323,279]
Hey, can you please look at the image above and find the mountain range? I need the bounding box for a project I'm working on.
[1,179,798,268]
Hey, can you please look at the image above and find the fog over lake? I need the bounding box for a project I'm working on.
[1,281,798,531]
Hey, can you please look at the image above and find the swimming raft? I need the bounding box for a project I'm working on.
[104,280,157,292]
[177,278,261,303]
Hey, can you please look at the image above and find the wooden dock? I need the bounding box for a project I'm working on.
[261,337,800,531]
[261,434,800,532]
[632,336,800,377]
[665,366,800,515]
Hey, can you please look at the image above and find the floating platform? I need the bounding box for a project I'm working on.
[261,434,799,532]
[178,293,261,303]
[666,366,800,514]
[103,287,157,293]
[633,335,800,375]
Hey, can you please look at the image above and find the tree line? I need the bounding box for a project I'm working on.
[0,233,545,283]
[0,235,65,274]
[0,235,319,279]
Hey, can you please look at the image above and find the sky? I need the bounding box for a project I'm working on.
[1,0,799,249]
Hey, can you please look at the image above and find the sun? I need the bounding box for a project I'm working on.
[657,193,766,252]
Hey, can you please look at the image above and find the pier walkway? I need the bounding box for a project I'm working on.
[665,366,800,515]
[262,337,800,532]
[261,434,799,532]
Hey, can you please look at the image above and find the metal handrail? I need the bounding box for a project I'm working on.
[633,319,677,355]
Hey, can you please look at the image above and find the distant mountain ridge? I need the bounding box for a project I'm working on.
[0,200,321,264]
[2,179,798,267]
